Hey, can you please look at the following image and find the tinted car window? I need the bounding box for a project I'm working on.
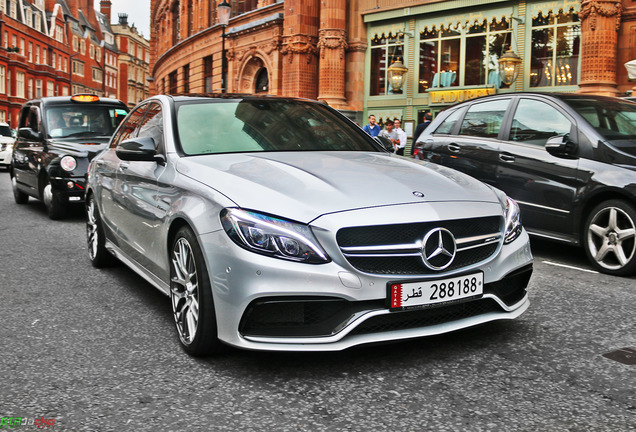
[510,98,572,146]
[0,125,12,136]
[434,109,463,134]
[562,97,636,140]
[176,100,378,155]
[137,102,164,153]
[45,104,128,138]
[459,99,509,138]
[111,104,148,148]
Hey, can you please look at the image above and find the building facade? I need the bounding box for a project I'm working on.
[149,0,636,129]
[109,10,150,107]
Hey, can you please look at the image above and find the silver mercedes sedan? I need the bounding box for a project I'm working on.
[86,95,533,356]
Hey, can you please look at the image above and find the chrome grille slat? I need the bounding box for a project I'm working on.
[336,217,502,275]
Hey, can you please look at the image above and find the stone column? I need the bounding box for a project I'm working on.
[317,0,347,108]
[281,0,320,99]
[578,0,623,96]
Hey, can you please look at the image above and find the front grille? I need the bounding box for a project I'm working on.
[348,298,502,336]
[337,216,502,275]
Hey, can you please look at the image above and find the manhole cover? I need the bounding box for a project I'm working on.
[602,347,636,365]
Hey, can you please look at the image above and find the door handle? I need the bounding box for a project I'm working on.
[499,153,515,162]
[448,144,461,153]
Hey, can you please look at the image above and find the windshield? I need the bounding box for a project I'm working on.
[176,99,379,155]
[0,125,12,137]
[562,97,636,141]
[46,104,128,139]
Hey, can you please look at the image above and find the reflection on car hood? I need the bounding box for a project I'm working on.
[48,137,111,158]
[0,136,14,144]
[177,152,499,222]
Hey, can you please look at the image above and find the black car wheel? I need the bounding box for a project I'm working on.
[170,226,222,356]
[11,173,28,204]
[86,195,116,268]
[584,199,636,276]
[42,175,67,220]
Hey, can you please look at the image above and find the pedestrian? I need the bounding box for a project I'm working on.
[393,118,407,156]
[379,119,400,153]
[412,112,433,153]
[362,114,381,137]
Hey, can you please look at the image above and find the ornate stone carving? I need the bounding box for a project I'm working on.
[317,29,348,60]
[579,0,623,31]
[281,34,318,63]
[346,41,368,54]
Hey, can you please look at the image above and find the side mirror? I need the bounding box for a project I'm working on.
[18,127,41,141]
[545,135,578,159]
[374,136,394,153]
[116,136,165,164]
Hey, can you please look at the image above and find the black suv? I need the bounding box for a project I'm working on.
[10,95,128,219]
[417,92,636,276]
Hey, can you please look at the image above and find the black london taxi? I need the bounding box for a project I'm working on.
[10,94,128,219]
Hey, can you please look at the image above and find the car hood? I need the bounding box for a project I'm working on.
[176,151,500,222]
[48,137,111,159]
[0,136,14,144]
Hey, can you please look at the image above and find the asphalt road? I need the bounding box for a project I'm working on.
[0,170,634,432]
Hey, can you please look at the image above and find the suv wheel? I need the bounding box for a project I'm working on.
[584,199,636,276]
[11,173,28,204]
[42,175,67,220]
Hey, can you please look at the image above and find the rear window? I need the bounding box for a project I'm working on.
[175,99,379,155]
[45,104,128,138]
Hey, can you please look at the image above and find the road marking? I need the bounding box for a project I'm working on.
[542,260,598,274]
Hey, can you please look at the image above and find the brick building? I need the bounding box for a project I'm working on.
[150,0,636,129]
[0,0,71,127]
[108,8,150,107]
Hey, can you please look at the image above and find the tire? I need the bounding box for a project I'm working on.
[41,175,67,220]
[170,226,222,356]
[11,173,28,204]
[584,199,636,276]
[86,195,116,268]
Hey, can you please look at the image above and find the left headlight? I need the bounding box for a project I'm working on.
[503,196,522,244]
[221,208,330,264]
[60,155,77,172]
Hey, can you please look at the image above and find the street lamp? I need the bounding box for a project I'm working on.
[387,58,408,93]
[218,1,231,93]
[498,48,522,86]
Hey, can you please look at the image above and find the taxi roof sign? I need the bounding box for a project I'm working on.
[71,94,100,103]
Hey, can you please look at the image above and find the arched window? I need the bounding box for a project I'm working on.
[255,68,268,93]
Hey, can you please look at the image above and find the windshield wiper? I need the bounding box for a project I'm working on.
[64,131,109,138]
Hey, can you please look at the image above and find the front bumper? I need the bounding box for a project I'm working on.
[49,175,87,202]
[200,225,533,352]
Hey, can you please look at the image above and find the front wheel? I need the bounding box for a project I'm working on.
[11,173,28,204]
[170,226,222,356]
[42,176,67,220]
[584,199,636,276]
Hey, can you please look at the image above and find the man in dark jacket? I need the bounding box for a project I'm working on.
[411,112,433,157]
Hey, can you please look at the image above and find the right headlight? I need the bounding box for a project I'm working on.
[220,208,330,264]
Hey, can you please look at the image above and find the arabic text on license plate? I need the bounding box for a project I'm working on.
[389,272,483,310]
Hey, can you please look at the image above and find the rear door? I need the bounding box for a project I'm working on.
[13,106,43,192]
[496,96,581,239]
[423,98,511,186]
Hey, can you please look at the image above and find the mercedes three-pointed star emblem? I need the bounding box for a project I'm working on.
[421,228,457,270]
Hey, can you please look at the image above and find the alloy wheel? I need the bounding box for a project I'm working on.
[171,237,200,345]
[587,205,636,271]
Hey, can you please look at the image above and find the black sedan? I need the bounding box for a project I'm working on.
[10,95,128,219]
[417,92,636,276]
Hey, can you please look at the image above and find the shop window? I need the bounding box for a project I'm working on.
[419,18,511,93]
[530,8,580,88]
[370,32,405,96]
[459,99,510,138]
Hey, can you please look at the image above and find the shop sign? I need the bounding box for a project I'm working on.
[428,87,496,106]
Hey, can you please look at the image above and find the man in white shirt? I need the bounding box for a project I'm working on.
[393,119,407,156]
